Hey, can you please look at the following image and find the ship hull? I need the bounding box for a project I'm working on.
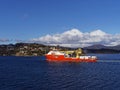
[45,54,97,62]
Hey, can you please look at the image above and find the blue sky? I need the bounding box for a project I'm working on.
[0,0,120,46]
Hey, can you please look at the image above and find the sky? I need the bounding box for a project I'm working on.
[0,0,120,47]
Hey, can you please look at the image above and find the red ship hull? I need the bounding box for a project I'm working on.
[45,54,97,62]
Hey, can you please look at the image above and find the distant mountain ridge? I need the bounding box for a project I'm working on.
[84,44,107,49]
[84,44,120,50]
[107,45,120,50]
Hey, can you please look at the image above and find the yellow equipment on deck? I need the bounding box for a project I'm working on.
[60,48,82,58]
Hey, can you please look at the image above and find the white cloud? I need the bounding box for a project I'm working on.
[0,38,10,42]
[30,28,120,47]
[90,30,106,36]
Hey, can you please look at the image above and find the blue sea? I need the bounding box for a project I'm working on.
[0,54,120,90]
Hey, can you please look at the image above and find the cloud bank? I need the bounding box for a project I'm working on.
[31,28,120,47]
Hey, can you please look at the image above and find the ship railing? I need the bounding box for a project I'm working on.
[79,56,97,59]
[91,56,97,59]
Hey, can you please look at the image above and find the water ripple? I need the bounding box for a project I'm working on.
[1,56,120,90]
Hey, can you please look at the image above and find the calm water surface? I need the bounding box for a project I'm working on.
[0,54,120,90]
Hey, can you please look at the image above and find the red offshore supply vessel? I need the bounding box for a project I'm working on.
[45,48,97,62]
